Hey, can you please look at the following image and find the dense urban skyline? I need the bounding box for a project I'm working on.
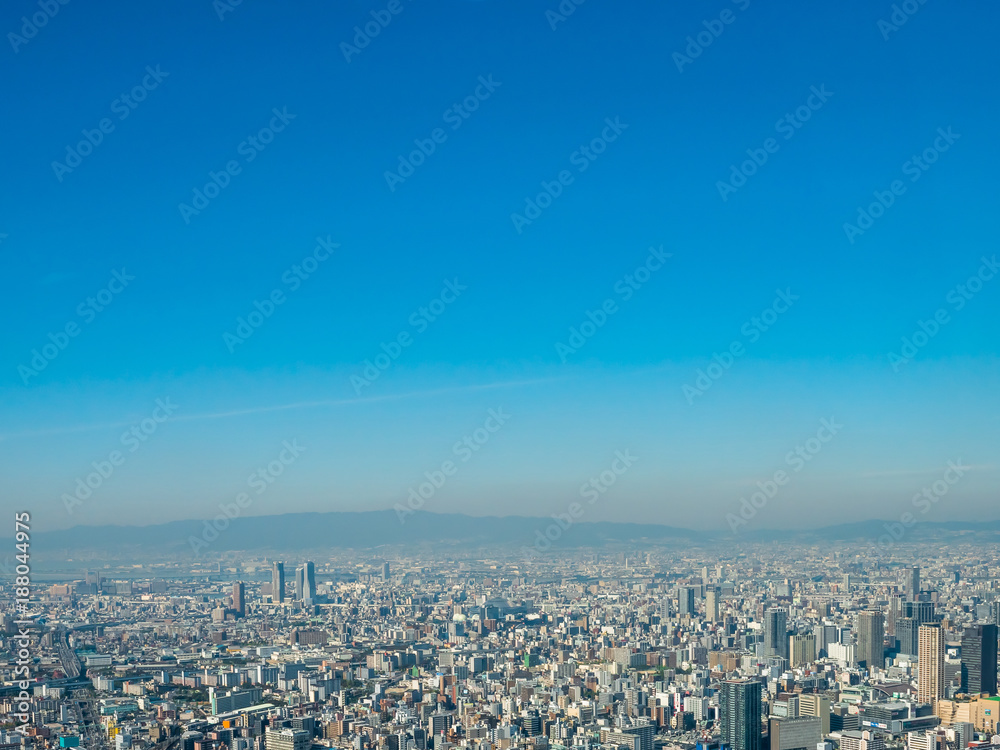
[3,6,999,750]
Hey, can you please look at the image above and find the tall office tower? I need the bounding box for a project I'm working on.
[888,594,905,637]
[918,624,944,705]
[658,599,672,620]
[905,601,936,625]
[764,608,790,661]
[790,634,817,667]
[295,567,305,600]
[382,561,390,581]
[232,582,245,617]
[798,694,831,735]
[702,566,710,583]
[678,586,696,617]
[896,617,919,655]
[272,561,285,604]
[706,586,721,623]
[720,679,763,750]
[303,561,316,601]
[906,567,921,602]
[961,624,998,695]
[857,611,885,670]
[992,601,1000,628]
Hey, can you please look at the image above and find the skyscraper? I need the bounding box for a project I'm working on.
[382,561,390,581]
[906,567,920,602]
[790,634,816,668]
[961,624,998,695]
[992,601,1000,628]
[857,610,885,671]
[295,566,305,600]
[272,561,285,604]
[896,617,919,656]
[888,594,905,637]
[706,586,721,623]
[905,601,935,625]
[798,694,830,735]
[678,586,696,617]
[720,679,762,750]
[303,561,316,601]
[232,581,245,617]
[918,623,944,705]
[764,608,789,661]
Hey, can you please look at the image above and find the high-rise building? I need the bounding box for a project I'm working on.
[905,567,920,602]
[678,586,696,617]
[992,601,1000,628]
[382,561,390,581]
[856,611,885,670]
[960,624,998,695]
[798,694,830,735]
[906,601,935,625]
[896,617,919,656]
[303,561,316,601]
[295,566,305,600]
[918,623,944,705]
[706,586,721,623]
[232,582,245,617]
[720,679,762,750]
[888,594,905,637]
[790,634,816,668]
[272,561,285,604]
[764,608,789,661]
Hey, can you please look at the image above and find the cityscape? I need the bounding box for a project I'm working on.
[2,4,999,750]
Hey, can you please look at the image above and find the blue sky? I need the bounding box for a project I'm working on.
[1,0,998,534]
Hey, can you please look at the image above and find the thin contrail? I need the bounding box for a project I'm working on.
[0,377,561,441]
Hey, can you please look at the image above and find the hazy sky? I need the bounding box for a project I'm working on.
[1,0,997,533]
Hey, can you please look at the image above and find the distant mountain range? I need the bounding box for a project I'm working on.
[17,510,1000,556]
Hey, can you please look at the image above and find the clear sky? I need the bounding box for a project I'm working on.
[1,0,998,534]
